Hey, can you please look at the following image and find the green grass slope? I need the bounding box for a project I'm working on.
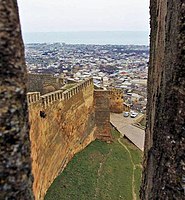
[45,129,143,200]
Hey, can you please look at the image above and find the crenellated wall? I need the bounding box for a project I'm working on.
[27,92,41,105]
[28,78,110,200]
[39,78,93,109]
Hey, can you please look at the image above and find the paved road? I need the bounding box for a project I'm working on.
[110,113,145,151]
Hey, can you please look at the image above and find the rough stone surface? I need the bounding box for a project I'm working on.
[27,73,64,94]
[109,89,124,113]
[29,83,97,200]
[141,0,185,199]
[0,0,33,199]
[94,90,112,141]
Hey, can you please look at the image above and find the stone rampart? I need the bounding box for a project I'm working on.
[27,73,64,94]
[94,90,112,141]
[41,90,64,108]
[62,78,93,101]
[27,78,113,199]
[109,88,124,113]
[27,78,93,108]
[27,92,41,105]
[28,78,98,200]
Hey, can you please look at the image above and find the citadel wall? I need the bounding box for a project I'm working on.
[28,79,110,200]
[109,88,124,113]
[141,0,185,199]
[27,73,64,94]
[94,90,112,141]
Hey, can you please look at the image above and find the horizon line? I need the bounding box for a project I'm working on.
[22,30,149,33]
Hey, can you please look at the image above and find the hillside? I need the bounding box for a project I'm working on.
[45,129,143,200]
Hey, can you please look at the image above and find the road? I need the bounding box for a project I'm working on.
[110,113,145,151]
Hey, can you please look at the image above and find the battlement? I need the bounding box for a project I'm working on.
[27,92,41,105]
[27,78,94,108]
[62,78,93,101]
[41,90,64,108]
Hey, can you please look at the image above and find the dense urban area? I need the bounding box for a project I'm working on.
[26,43,149,114]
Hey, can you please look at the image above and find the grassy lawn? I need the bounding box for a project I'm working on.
[45,129,143,200]
[120,137,143,199]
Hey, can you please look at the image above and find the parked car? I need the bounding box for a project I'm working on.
[130,112,138,118]
[123,112,129,117]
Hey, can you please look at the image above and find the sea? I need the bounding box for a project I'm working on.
[22,31,149,45]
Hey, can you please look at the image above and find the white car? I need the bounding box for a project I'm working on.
[130,112,138,118]
[123,112,129,117]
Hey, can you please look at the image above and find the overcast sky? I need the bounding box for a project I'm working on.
[17,0,150,32]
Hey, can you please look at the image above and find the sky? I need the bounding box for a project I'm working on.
[17,0,150,32]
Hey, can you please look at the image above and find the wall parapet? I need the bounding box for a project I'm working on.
[41,90,64,108]
[27,92,41,105]
[27,78,94,108]
[62,78,93,101]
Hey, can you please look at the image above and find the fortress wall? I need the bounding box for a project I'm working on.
[62,78,93,101]
[109,89,124,113]
[41,90,64,108]
[27,73,64,94]
[141,0,185,199]
[28,79,96,200]
[94,90,112,141]
[27,78,94,108]
[27,92,41,105]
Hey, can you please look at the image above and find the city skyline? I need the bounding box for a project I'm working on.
[18,0,150,33]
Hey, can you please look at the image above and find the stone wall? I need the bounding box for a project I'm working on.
[94,90,112,141]
[0,1,33,199]
[27,73,64,94]
[28,79,98,200]
[141,0,185,199]
[27,92,41,105]
[109,89,124,113]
